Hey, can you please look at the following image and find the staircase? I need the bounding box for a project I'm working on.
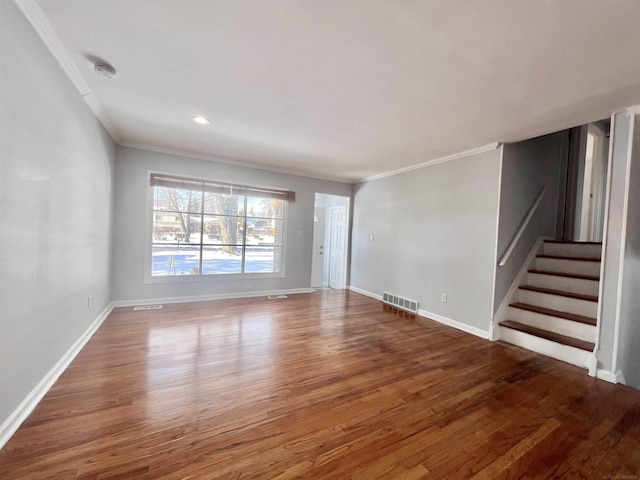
[499,240,601,369]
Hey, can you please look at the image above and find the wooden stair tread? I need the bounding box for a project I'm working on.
[544,240,603,245]
[528,269,599,281]
[537,254,601,263]
[500,320,595,351]
[510,302,597,326]
[519,285,598,303]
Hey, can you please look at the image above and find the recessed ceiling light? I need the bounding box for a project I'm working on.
[192,115,210,125]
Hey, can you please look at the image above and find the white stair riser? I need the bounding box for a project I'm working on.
[527,273,599,296]
[499,327,592,369]
[543,243,601,259]
[536,257,601,277]
[518,290,597,318]
[507,308,596,342]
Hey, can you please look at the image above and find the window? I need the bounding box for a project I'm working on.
[148,174,294,278]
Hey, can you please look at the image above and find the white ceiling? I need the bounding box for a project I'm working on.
[23,0,640,182]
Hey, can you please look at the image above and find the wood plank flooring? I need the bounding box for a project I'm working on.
[1,290,639,479]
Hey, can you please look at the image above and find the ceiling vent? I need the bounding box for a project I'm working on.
[94,62,117,79]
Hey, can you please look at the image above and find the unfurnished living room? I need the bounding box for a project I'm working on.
[2,1,640,478]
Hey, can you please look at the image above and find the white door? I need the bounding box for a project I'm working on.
[579,124,607,241]
[310,207,325,288]
[589,125,608,242]
[329,205,347,289]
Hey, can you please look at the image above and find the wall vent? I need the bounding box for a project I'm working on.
[133,305,163,311]
[382,292,419,313]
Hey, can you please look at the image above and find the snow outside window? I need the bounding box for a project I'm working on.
[149,175,288,277]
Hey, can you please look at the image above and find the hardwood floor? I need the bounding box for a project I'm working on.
[1,290,639,479]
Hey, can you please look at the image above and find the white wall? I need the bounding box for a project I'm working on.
[615,113,640,388]
[111,146,352,302]
[493,132,565,313]
[350,148,502,334]
[598,112,632,376]
[0,1,114,430]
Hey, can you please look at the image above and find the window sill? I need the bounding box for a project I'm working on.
[143,271,286,285]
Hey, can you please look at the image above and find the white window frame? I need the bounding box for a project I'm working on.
[144,171,290,284]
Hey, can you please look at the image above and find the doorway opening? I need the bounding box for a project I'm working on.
[563,119,610,241]
[311,193,350,289]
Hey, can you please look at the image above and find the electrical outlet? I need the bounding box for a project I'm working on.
[87,295,92,308]
[441,293,447,303]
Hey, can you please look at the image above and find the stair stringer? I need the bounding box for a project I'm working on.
[490,237,547,341]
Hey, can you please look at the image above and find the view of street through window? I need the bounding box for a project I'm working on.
[152,184,284,276]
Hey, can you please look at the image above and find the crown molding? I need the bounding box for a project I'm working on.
[15,0,121,142]
[358,142,502,183]
[15,0,91,95]
[626,105,640,115]
[15,0,500,186]
[117,140,354,185]
[82,93,120,141]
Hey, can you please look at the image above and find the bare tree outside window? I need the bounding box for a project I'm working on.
[151,179,286,277]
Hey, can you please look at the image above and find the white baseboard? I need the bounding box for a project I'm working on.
[0,288,314,449]
[488,323,498,341]
[111,288,314,308]
[348,286,489,339]
[348,285,382,301]
[588,355,598,377]
[0,302,114,451]
[596,369,618,384]
[418,308,490,340]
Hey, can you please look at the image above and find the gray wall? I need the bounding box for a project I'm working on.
[598,112,632,374]
[350,148,502,333]
[494,133,565,313]
[111,146,352,302]
[616,113,640,388]
[0,1,115,427]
